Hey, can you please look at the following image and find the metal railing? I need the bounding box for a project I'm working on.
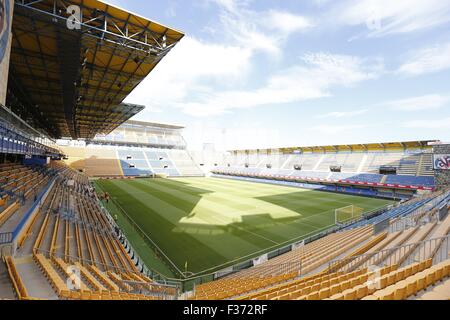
[0,232,13,245]
[327,234,450,274]
[11,177,57,241]
[389,190,450,232]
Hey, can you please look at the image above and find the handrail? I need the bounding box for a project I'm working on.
[12,176,57,241]
[0,232,13,245]
[327,234,450,274]
[389,190,450,232]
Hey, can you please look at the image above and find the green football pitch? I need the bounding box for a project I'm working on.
[94,177,393,278]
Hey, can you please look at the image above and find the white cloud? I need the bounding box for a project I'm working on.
[175,52,381,116]
[384,94,450,111]
[265,10,313,34]
[124,36,252,115]
[402,117,450,129]
[212,0,313,56]
[398,43,450,76]
[317,109,368,118]
[333,0,450,38]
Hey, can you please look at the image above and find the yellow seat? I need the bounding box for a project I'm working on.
[329,284,340,296]
[425,272,435,287]
[318,288,330,300]
[377,275,388,289]
[386,274,396,286]
[307,292,319,300]
[311,283,320,292]
[405,280,417,297]
[411,263,419,275]
[356,285,368,299]
[395,270,405,282]
[433,268,444,283]
[343,290,357,300]
[404,265,413,278]
[330,293,344,300]
[279,293,290,300]
[381,290,395,300]
[81,292,91,300]
[59,290,70,299]
[301,287,311,296]
[329,278,339,286]
[321,280,330,288]
[70,291,81,300]
[415,275,427,292]
[393,283,407,300]
[340,280,350,291]
[90,293,101,300]
[358,274,368,283]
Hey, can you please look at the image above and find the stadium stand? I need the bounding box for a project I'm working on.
[168,149,203,176]
[212,142,437,200]
[60,121,203,178]
[85,149,122,177]
[9,166,179,300]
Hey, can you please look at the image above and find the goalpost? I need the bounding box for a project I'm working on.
[335,205,364,225]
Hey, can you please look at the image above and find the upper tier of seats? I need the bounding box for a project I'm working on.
[219,150,434,177]
[94,130,186,148]
[214,166,434,190]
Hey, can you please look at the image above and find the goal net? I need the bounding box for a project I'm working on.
[335,205,364,225]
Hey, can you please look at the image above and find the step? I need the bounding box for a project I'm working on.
[15,255,58,299]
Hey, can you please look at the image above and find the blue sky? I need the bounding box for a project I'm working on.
[106,0,450,151]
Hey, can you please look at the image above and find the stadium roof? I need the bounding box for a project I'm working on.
[124,120,185,130]
[8,0,184,140]
[230,140,439,153]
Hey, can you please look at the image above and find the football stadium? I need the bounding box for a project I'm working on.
[0,0,450,304]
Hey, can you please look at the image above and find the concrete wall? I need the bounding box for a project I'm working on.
[433,144,450,188]
[0,0,13,106]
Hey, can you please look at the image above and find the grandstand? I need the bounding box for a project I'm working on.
[212,141,437,200]
[0,0,450,303]
[59,120,203,177]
